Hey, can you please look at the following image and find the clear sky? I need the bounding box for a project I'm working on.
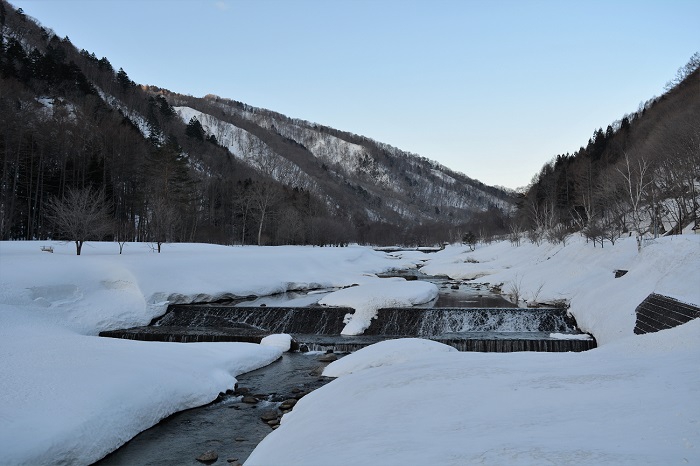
[9,0,699,189]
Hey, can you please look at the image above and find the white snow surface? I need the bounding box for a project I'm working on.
[246,233,700,466]
[248,320,700,466]
[0,242,415,465]
[318,277,438,335]
[322,338,457,377]
[1,234,699,465]
[260,333,293,352]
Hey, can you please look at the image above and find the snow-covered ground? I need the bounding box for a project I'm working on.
[0,242,416,465]
[246,233,700,465]
[1,234,698,465]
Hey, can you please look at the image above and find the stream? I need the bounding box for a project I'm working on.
[94,275,590,464]
[94,352,337,465]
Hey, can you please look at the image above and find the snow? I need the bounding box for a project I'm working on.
[322,338,457,377]
[0,242,414,465]
[549,332,594,340]
[247,320,700,465]
[245,233,700,466]
[318,277,438,335]
[419,234,700,345]
[260,333,293,352]
[1,234,699,465]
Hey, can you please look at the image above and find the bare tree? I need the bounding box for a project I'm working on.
[616,152,654,251]
[146,196,177,253]
[47,187,113,255]
[250,182,282,246]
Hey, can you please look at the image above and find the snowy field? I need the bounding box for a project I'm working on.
[0,234,699,465]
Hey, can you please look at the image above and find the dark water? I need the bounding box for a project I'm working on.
[94,353,335,465]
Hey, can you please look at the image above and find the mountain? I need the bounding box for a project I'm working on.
[168,92,513,222]
[0,1,514,246]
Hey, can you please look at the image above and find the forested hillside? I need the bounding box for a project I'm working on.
[518,53,699,248]
[0,1,514,248]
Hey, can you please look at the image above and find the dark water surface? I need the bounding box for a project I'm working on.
[94,353,335,466]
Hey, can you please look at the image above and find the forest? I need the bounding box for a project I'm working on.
[517,53,699,249]
[1,1,698,252]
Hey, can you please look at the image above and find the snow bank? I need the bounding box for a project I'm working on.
[247,233,700,465]
[260,333,292,352]
[0,241,412,465]
[318,277,438,335]
[247,320,700,466]
[0,242,413,335]
[0,322,281,466]
[420,234,700,345]
[322,338,457,377]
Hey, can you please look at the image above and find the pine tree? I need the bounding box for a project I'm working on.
[185,116,205,141]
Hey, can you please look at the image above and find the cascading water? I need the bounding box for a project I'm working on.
[365,307,578,336]
[153,305,352,335]
[100,279,595,353]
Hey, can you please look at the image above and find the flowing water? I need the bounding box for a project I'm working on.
[95,273,595,464]
[94,353,336,466]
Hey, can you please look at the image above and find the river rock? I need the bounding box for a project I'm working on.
[280,398,297,410]
[196,450,218,463]
[260,410,279,422]
[317,353,337,362]
[241,395,258,404]
[234,386,250,395]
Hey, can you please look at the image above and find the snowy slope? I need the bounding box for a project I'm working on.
[170,96,514,223]
[175,106,316,189]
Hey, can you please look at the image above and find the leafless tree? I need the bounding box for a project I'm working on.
[146,196,177,253]
[47,187,113,255]
[250,182,282,246]
[616,152,655,251]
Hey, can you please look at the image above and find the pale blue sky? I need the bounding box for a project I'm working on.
[10,0,699,189]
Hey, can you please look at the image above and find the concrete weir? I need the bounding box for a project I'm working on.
[100,304,596,353]
[634,293,700,334]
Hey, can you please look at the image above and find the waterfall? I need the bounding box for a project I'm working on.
[153,305,352,335]
[101,304,595,353]
[364,308,577,336]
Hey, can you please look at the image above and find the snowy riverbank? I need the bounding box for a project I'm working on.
[246,233,700,465]
[1,234,698,465]
[0,242,416,465]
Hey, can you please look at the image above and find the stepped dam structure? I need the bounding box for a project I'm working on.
[100,303,596,353]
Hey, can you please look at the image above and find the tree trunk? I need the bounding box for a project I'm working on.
[76,240,83,256]
[257,209,265,246]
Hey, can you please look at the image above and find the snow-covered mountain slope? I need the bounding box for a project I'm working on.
[171,97,514,223]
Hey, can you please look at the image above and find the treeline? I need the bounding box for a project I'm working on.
[0,2,512,248]
[515,53,700,249]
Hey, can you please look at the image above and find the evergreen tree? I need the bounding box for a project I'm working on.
[185,116,205,141]
[116,67,133,90]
